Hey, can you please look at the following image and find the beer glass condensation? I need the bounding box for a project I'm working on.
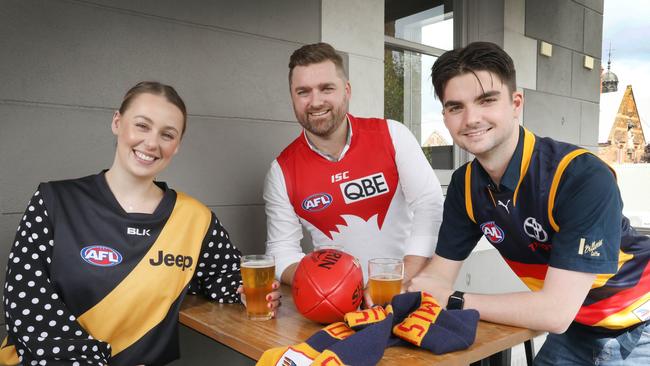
[368,258,404,306]
[241,255,275,321]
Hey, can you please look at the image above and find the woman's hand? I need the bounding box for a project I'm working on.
[237,280,282,318]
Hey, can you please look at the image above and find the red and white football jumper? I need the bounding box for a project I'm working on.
[264,114,443,280]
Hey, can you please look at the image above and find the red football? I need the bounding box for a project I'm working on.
[292,249,364,323]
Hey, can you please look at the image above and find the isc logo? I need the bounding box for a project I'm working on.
[339,173,389,204]
[302,193,333,212]
[480,221,505,244]
[80,245,123,267]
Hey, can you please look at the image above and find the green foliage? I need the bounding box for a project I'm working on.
[384,49,404,122]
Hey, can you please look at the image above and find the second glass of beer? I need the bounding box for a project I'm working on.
[241,254,275,321]
[368,258,404,306]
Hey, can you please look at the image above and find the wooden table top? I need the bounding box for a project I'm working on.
[180,286,542,366]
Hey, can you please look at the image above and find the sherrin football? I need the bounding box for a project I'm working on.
[292,248,364,323]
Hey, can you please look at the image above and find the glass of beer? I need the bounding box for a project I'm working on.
[241,254,275,321]
[368,258,404,306]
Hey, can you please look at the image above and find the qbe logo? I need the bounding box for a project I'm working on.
[339,173,389,204]
[302,193,333,212]
[480,221,505,244]
[80,245,123,267]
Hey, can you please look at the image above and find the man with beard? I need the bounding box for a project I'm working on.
[264,42,444,295]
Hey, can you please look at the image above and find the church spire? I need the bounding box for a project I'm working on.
[601,43,618,93]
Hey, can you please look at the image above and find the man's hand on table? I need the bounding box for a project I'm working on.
[237,280,283,318]
[407,271,453,308]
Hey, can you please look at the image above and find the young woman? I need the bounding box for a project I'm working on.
[0,81,280,365]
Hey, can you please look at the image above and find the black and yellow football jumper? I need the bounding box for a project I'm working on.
[1,172,242,365]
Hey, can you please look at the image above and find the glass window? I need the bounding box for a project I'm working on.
[385,1,455,171]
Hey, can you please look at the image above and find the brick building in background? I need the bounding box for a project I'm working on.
[598,85,647,163]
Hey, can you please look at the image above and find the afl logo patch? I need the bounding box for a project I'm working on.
[480,221,505,244]
[80,245,123,267]
[302,193,333,212]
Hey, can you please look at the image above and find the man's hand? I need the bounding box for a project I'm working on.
[281,263,298,285]
[406,254,463,306]
[408,270,454,307]
[403,255,430,283]
[362,286,375,309]
[237,280,283,318]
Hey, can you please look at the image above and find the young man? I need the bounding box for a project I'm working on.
[264,42,444,290]
[409,41,650,364]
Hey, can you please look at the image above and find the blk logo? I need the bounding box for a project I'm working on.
[480,221,505,244]
[149,250,193,271]
[127,227,150,236]
[339,173,389,204]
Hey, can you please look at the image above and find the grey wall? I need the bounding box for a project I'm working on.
[0,0,320,270]
[458,0,603,148]
[0,0,384,363]
[0,0,316,362]
[523,0,603,148]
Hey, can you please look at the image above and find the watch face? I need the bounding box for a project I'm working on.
[448,291,464,310]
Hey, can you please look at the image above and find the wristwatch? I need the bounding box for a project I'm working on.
[447,290,465,310]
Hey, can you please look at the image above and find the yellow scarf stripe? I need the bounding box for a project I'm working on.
[313,349,345,365]
[323,322,355,340]
[547,149,591,232]
[78,192,210,356]
[344,307,388,327]
[392,293,441,346]
[513,129,536,206]
[464,161,476,224]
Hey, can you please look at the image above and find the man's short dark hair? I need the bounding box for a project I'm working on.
[288,42,347,84]
[431,42,516,101]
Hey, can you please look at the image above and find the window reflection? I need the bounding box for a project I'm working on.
[385,1,454,169]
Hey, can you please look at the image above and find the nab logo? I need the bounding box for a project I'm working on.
[127,227,150,236]
[302,193,333,212]
[80,245,123,267]
[339,173,389,204]
[480,221,505,244]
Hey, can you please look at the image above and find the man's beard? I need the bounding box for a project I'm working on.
[297,102,348,138]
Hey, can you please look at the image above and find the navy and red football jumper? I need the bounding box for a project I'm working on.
[437,127,650,331]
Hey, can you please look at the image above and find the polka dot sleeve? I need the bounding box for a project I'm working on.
[187,213,242,304]
[3,187,111,365]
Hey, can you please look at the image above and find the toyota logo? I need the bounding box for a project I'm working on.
[523,217,548,242]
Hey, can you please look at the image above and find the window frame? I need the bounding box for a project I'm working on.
[384,35,470,186]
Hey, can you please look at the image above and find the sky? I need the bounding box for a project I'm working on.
[420,18,453,145]
[599,0,650,142]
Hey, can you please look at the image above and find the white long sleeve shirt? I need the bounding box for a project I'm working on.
[264,115,443,280]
